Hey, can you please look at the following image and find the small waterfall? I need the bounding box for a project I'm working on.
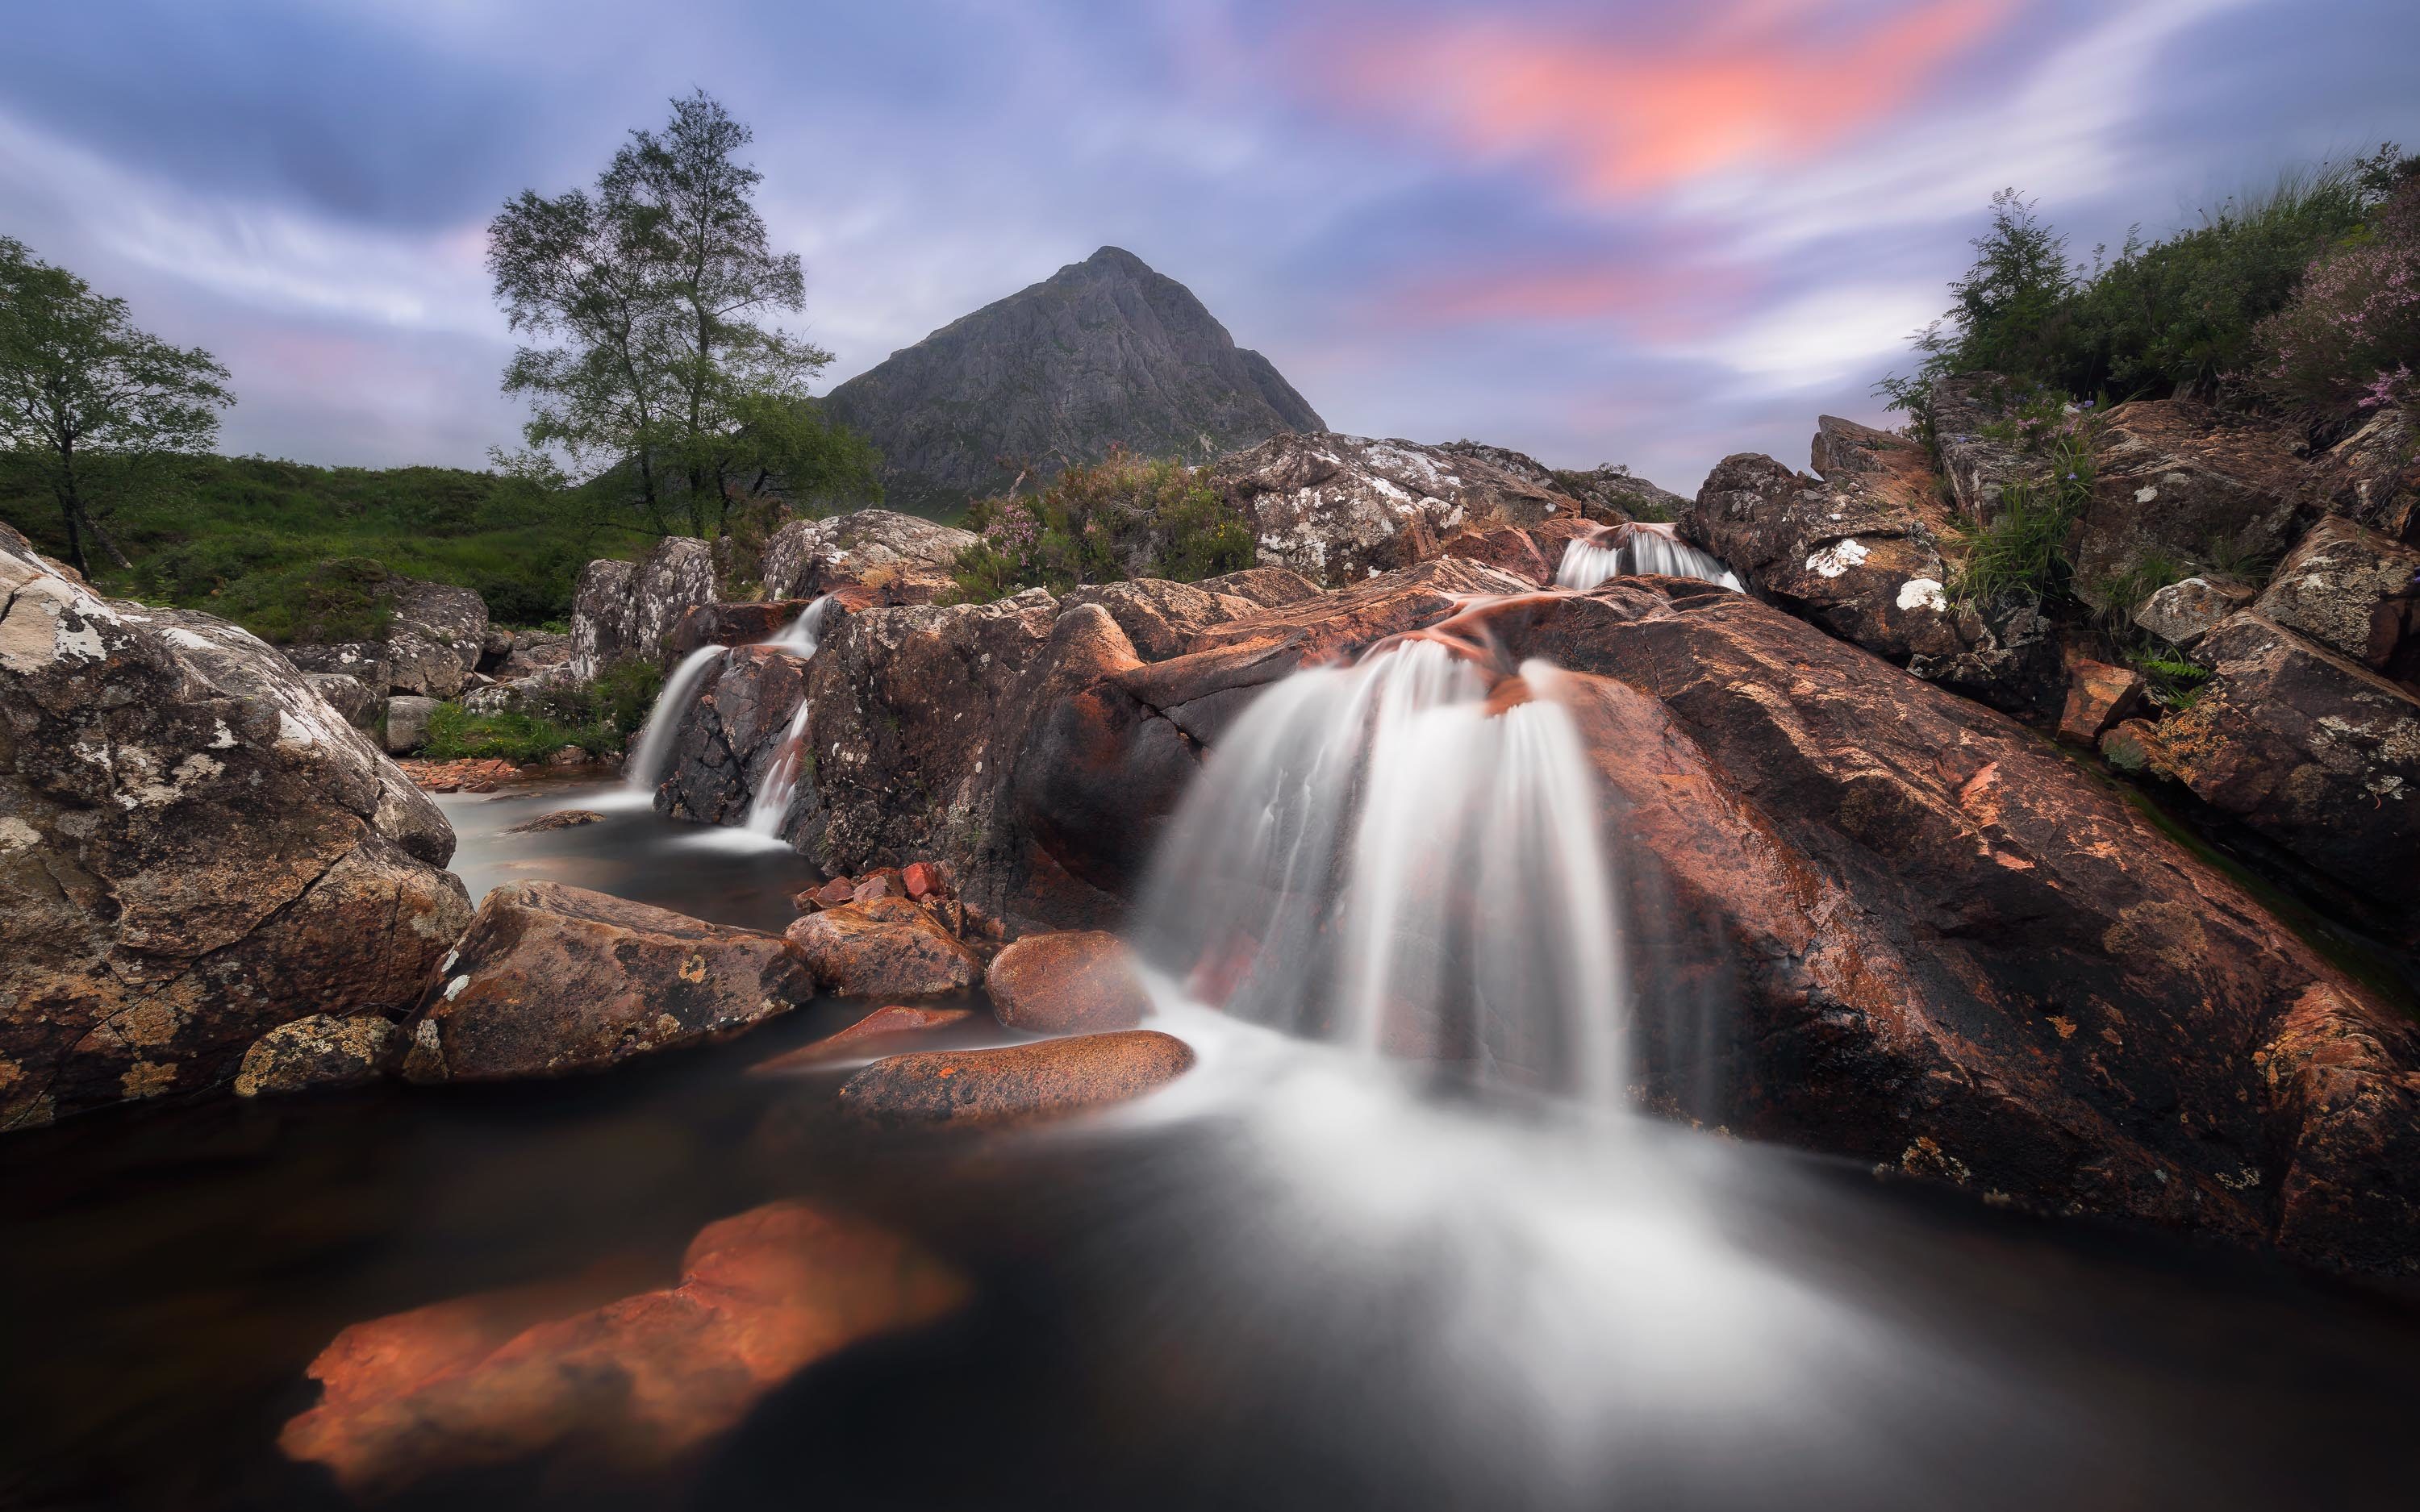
[1555,523,1742,592]
[741,597,836,836]
[1133,638,1628,1106]
[624,646,729,795]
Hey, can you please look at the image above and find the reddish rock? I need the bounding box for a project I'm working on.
[402,881,813,1082]
[1058,577,1268,663]
[852,868,904,904]
[278,1202,966,1495]
[748,1006,976,1073]
[985,929,1149,1033]
[796,876,858,911]
[783,896,982,999]
[837,1030,1196,1128]
[902,861,941,898]
[2057,656,2146,744]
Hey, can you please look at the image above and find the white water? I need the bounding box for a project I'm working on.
[741,596,836,837]
[616,597,835,833]
[621,645,730,800]
[1555,524,1742,592]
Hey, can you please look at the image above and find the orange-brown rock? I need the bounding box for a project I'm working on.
[278,1202,966,1495]
[984,929,1149,1033]
[783,895,981,998]
[748,1005,976,1073]
[501,808,604,833]
[402,881,812,1081]
[837,1030,1195,1128]
[2057,656,2146,744]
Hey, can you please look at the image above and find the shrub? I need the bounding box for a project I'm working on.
[2255,174,2420,424]
[945,448,1253,602]
[1948,418,2099,606]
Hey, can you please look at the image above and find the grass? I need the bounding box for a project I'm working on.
[419,656,663,764]
[1948,420,2099,606]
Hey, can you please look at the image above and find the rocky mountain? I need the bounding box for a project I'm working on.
[822,246,1324,515]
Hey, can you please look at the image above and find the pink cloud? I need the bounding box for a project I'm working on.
[1333,0,2019,202]
[1378,259,1756,339]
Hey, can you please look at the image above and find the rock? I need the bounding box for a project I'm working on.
[2057,656,2146,745]
[382,630,471,700]
[662,599,823,667]
[278,1201,966,1496]
[2121,613,2420,943]
[232,1014,403,1097]
[302,670,380,728]
[1905,593,2068,719]
[2314,404,2420,544]
[758,509,980,606]
[570,538,718,681]
[387,577,490,676]
[1439,441,1688,523]
[2134,576,2257,654]
[502,809,604,834]
[1208,431,1591,587]
[383,694,438,755]
[902,861,941,898]
[1437,519,1602,586]
[748,1006,975,1073]
[397,756,518,793]
[1928,373,2035,524]
[797,877,857,910]
[1679,427,1960,663]
[652,644,815,828]
[478,623,515,672]
[544,744,590,767]
[851,868,903,903]
[837,1030,1196,1128]
[782,897,982,999]
[402,881,812,1082]
[984,929,1148,1033]
[1058,577,1278,662]
[2073,398,2310,610]
[821,246,1323,513]
[0,524,470,1129]
[497,628,571,682]
[1190,565,1325,609]
[2251,515,2420,684]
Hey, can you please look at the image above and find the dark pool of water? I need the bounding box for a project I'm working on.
[3,788,2417,1510]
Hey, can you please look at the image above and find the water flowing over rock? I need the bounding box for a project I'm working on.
[570,536,718,681]
[758,510,978,606]
[0,523,470,1129]
[1551,521,1742,593]
[837,1031,1197,1128]
[1209,432,1594,588]
[822,246,1323,513]
[400,881,812,1082]
[653,644,819,826]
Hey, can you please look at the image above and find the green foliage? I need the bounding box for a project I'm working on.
[1949,422,2099,606]
[945,448,1253,601]
[422,656,662,764]
[2082,548,2188,635]
[0,236,234,577]
[2131,652,2213,712]
[2255,172,2420,424]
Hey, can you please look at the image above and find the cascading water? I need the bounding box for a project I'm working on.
[622,645,730,798]
[1554,522,1742,592]
[741,596,836,836]
[1132,636,1627,1106]
[618,596,836,825]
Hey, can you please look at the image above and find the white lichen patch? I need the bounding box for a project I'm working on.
[1805,539,1871,578]
[443,973,472,1001]
[2134,486,2159,504]
[211,719,239,749]
[0,816,40,852]
[1896,577,1948,613]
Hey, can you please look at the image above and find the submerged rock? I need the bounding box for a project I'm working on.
[501,809,605,833]
[402,881,812,1082]
[749,1005,976,1073]
[837,1030,1196,1128]
[782,897,981,1000]
[279,1201,966,1496]
[0,523,469,1129]
[983,929,1148,1033]
[233,1014,403,1097]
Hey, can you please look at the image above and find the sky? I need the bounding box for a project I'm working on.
[5,0,2418,496]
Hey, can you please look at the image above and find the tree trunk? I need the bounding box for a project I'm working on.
[52,481,90,579]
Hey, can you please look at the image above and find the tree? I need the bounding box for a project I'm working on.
[488,90,876,539]
[0,238,232,577]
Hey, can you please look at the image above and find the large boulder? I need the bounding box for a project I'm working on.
[2112,613,2420,945]
[0,526,470,1129]
[2251,515,2420,685]
[1436,440,1688,522]
[758,510,978,606]
[782,896,981,999]
[2072,399,2310,610]
[1679,423,1960,664]
[387,577,489,676]
[302,670,380,729]
[400,881,812,1082]
[1208,432,1592,587]
[2314,404,2419,545]
[570,537,718,681]
[653,644,816,827]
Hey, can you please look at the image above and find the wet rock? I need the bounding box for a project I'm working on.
[2121,613,2420,942]
[302,670,380,728]
[796,877,858,910]
[663,599,824,669]
[2251,515,2420,684]
[2074,399,2310,610]
[2057,656,2146,745]
[1208,432,1590,587]
[398,756,518,793]
[2134,576,2256,654]
[0,523,470,1129]
[279,1201,966,1496]
[402,881,812,1082]
[2314,404,2420,544]
[758,509,977,606]
[1437,519,1600,586]
[570,537,718,681]
[984,929,1148,1033]
[837,1030,1196,1128]
[502,809,604,833]
[383,694,437,755]
[653,644,815,828]
[782,896,981,999]
[748,1005,975,1073]
[232,1014,403,1097]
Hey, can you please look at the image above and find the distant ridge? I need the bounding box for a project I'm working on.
[823,246,1324,515]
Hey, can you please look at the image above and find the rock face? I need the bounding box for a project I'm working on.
[401,881,812,1082]
[823,246,1324,514]
[1680,424,1960,664]
[0,525,470,1129]
[1440,441,1687,521]
[984,929,1148,1033]
[1928,374,2034,523]
[302,670,379,729]
[2073,399,2309,610]
[837,1031,1197,1128]
[782,897,981,999]
[758,510,978,606]
[232,1014,403,1098]
[382,694,437,756]
[570,537,718,681]
[281,574,491,701]
[279,1201,966,1496]
[2115,613,2420,943]
[654,645,816,827]
[2251,515,2420,685]
[1210,432,1593,587]
[2314,404,2420,544]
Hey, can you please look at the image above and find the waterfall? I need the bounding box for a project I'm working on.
[1132,638,1628,1106]
[624,646,729,796]
[741,597,836,836]
[1554,523,1741,592]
